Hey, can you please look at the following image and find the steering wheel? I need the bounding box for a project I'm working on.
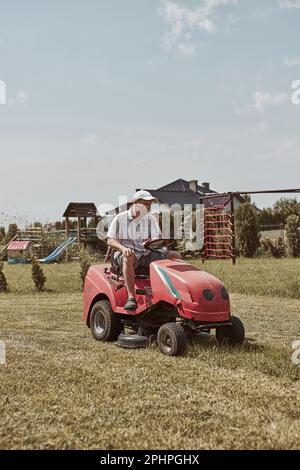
[143,238,176,253]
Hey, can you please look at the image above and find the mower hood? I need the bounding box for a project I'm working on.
[150,259,230,322]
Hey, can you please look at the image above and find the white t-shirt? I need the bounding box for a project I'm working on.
[107,209,161,254]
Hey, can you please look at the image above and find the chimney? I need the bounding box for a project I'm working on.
[189,179,198,192]
[202,182,210,191]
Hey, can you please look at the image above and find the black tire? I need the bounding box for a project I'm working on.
[216,315,245,346]
[90,300,122,341]
[117,334,149,349]
[157,322,187,356]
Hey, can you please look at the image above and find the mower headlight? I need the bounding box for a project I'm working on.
[221,287,229,300]
[203,289,214,301]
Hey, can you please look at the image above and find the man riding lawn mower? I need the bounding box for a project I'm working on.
[106,190,181,310]
[83,190,245,356]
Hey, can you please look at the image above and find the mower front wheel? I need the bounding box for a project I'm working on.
[216,315,245,346]
[90,300,122,341]
[157,323,187,356]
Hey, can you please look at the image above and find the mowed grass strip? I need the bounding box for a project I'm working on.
[1,290,300,449]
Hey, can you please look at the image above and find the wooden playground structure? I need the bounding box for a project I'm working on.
[63,202,100,246]
[0,202,104,262]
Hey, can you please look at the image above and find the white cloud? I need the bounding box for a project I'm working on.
[278,0,300,8]
[253,90,288,112]
[284,55,300,67]
[8,90,30,107]
[177,42,196,56]
[82,132,99,145]
[158,0,239,56]
[198,18,217,33]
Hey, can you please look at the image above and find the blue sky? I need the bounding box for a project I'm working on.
[0,0,300,225]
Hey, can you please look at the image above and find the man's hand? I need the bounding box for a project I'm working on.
[122,247,135,258]
[142,238,160,248]
[142,239,151,248]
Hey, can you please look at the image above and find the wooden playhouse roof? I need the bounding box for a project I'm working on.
[63,202,99,218]
[8,241,31,251]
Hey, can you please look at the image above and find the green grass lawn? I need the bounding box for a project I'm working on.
[193,258,300,299]
[1,259,300,449]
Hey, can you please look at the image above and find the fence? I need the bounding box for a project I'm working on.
[259,223,285,242]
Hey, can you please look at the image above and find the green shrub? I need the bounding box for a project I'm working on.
[286,215,300,257]
[0,261,8,292]
[30,257,46,291]
[79,248,93,288]
[261,237,285,258]
[236,203,260,257]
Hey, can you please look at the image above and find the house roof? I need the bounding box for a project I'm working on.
[158,179,216,195]
[202,192,246,204]
[8,241,31,251]
[143,189,202,208]
[63,202,99,218]
[138,178,216,209]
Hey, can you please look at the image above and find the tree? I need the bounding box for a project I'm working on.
[5,224,18,244]
[257,198,300,226]
[0,227,5,244]
[235,203,260,257]
[273,198,300,223]
[243,194,252,203]
[286,215,300,257]
[30,257,46,291]
[55,221,64,230]
[0,261,8,292]
[257,207,279,226]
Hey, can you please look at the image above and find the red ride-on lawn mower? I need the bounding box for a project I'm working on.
[83,239,245,356]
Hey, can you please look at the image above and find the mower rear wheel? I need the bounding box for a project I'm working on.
[90,300,122,341]
[216,315,245,346]
[157,322,187,356]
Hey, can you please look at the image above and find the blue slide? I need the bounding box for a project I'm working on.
[39,236,77,264]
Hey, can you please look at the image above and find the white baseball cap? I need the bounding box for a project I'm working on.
[130,189,157,203]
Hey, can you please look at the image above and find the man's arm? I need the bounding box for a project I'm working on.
[106,216,134,257]
[107,237,134,257]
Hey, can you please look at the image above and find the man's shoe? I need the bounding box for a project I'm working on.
[124,297,137,310]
